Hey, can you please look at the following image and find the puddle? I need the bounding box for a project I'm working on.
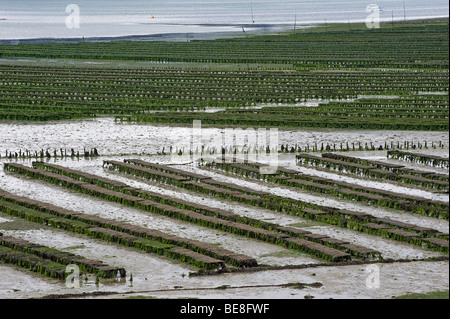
[0,161,321,267]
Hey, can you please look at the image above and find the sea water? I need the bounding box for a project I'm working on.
[0,0,448,41]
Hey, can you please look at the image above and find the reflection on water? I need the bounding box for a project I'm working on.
[0,0,448,40]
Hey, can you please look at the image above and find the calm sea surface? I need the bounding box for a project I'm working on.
[0,0,448,40]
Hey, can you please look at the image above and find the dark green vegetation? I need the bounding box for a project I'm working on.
[204,160,449,220]
[296,153,449,192]
[99,159,448,254]
[0,19,448,129]
[0,244,71,280]
[393,290,449,299]
[4,162,378,263]
[0,20,447,67]
[0,233,125,280]
[0,188,251,270]
[387,150,449,169]
[120,94,449,130]
[1,156,448,280]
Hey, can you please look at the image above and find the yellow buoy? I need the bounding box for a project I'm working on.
[150,16,154,19]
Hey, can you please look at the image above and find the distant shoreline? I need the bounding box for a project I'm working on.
[0,16,447,45]
[0,23,293,44]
